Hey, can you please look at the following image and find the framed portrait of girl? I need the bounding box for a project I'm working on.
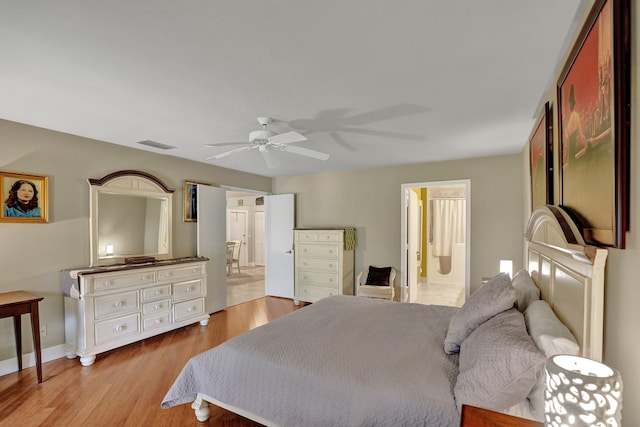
[0,171,49,223]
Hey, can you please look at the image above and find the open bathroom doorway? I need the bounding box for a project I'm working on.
[400,180,470,307]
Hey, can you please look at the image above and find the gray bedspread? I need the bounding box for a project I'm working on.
[162,295,460,426]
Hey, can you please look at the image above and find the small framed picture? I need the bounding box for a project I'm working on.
[0,171,49,223]
[183,180,210,222]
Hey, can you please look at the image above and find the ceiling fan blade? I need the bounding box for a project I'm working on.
[260,149,281,169]
[280,144,330,161]
[206,145,254,160]
[268,131,307,145]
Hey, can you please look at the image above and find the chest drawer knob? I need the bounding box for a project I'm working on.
[187,306,194,312]
[155,319,162,324]
[116,325,126,332]
[113,301,123,308]
[185,287,192,292]
[154,290,162,296]
[154,304,161,310]
[102,281,112,287]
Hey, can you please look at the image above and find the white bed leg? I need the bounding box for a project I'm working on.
[191,394,210,422]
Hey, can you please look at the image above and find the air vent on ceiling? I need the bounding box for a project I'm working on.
[136,140,176,150]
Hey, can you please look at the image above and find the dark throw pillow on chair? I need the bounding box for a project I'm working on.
[365,266,392,286]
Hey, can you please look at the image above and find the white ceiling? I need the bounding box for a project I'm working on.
[0,1,585,178]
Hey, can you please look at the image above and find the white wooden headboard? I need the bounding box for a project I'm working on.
[525,206,607,362]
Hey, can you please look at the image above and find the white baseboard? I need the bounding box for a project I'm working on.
[0,345,67,377]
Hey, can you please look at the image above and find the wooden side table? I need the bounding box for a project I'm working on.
[460,405,543,427]
[0,291,45,383]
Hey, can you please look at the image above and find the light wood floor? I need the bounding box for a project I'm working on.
[0,297,302,427]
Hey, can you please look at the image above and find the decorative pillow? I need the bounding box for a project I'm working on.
[454,308,546,412]
[524,299,580,421]
[512,269,540,312]
[444,272,516,354]
[524,300,579,357]
[365,266,392,286]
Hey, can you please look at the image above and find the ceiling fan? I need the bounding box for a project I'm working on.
[205,117,330,169]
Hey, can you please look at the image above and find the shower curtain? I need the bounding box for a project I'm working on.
[432,199,466,257]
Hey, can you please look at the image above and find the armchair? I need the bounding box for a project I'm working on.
[356,266,396,300]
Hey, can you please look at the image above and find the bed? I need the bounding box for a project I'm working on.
[161,206,607,426]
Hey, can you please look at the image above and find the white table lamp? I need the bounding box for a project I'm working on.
[545,354,622,426]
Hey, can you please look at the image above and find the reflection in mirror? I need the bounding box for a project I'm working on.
[97,194,169,258]
[89,170,174,266]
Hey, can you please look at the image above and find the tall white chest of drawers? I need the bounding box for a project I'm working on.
[62,258,209,366]
[293,228,355,305]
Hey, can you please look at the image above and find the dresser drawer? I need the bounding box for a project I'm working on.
[141,284,171,302]
[157,265,204,282]
[296,285,337,302]
[94,313,140,345]
[174,298,205,322]
[93,291,139,320]
[89,271,156,293]
[142,298,171,316]
[298,243,339,259]
[297,271,339,289]
[315,232,343,243]
[172,279,205,302]
[297,257,339,273]
[143,313,171,331]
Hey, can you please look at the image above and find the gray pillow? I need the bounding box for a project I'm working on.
[454,308,546,412]
[512,269,540,312]
[524,299,579,357]
[444,273,516,354]
[524,299,580,420]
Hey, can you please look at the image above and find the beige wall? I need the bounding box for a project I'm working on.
[274,153,524,296]
[520,1,639,423]
[0,118,271,360]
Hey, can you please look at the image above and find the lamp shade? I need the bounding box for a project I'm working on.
[545,354,622,426]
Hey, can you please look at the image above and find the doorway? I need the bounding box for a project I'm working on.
[400,180,470,306]
[225,191,266,307]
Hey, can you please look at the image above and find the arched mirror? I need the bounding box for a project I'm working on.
[89,170,173,266]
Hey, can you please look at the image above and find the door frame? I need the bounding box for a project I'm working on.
[400,179,471,303]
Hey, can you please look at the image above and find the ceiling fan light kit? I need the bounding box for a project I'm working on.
[205,117,330,168]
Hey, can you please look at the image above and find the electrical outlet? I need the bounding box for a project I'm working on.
[40,324,47,337]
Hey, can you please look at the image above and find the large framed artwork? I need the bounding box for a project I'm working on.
[0,171,49,223]
[183,180,211,222]
[530,102,553,211]
[557,0,630,248]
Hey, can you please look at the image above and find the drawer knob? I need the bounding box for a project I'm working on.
[186,287,192,292]
[116,325,126,332]
[187,307,194,312]
[103,281,111,287]
[154,304,160,310]
[155,319,162,324]
[154,290,161,296]
[113,301,123,307]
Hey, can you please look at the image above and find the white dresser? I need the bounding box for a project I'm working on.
[62,258,209,366]
[293,228,355,305]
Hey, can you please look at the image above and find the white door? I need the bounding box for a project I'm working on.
[407,190,420,303]
[254,211,265,266]
[197,185,227,313]
[265,194,294,298]
[228,209,248,266]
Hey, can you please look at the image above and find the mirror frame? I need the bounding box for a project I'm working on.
[89,170,174,266]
